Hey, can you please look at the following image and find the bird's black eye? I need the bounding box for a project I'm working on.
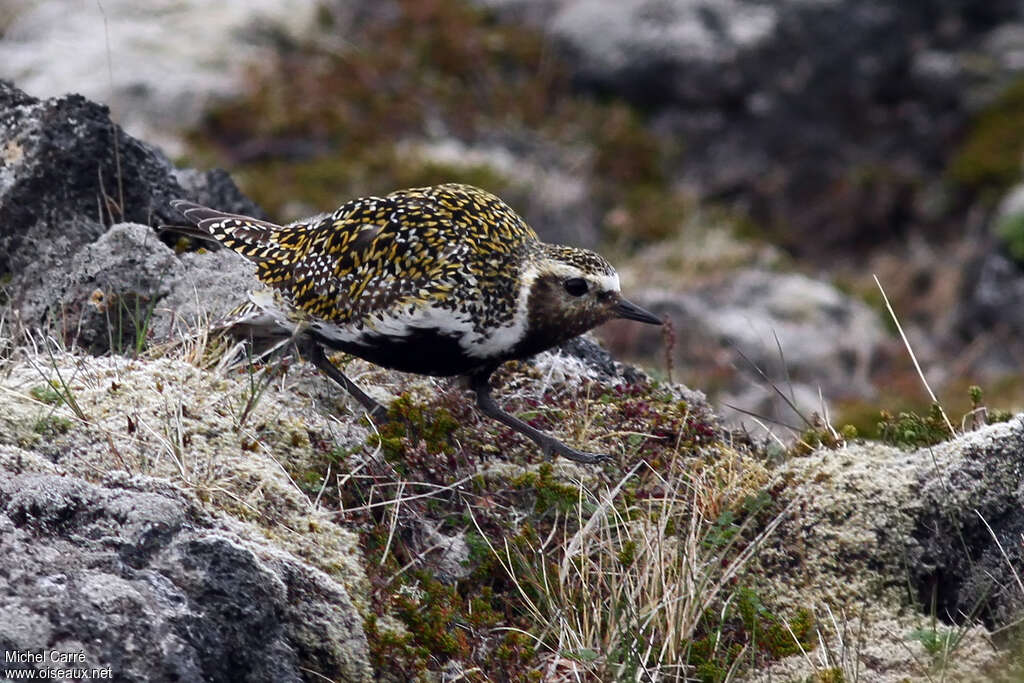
[563,277,588,297]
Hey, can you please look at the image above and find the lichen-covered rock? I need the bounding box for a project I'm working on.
[914,418,1024,630]
[56,220,263,350]
[0,80,258,344]
[0,472,372,683]
[0,80,182,324]
[752,417,1024,680]
[173,167,266,221]
[59,223,186,352]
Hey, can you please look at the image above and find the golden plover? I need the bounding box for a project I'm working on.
[169,183,661,463]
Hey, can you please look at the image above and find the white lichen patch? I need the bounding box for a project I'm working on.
[749,418,1024,681]
[530,347,623,391]
[764,418,1024,613]
[0,348,407,613]
[0,442,66,475]
[748,615,999,683]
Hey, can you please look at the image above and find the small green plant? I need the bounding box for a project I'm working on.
[689,587,817,681]
[33,414,72,437]
[33,341,88,423]
[966,384,1014,427]
[30,382,63,405]
[106,290,162,357]
[907,624,959,656]
[231,344,281,430]
[791,414,856,456]
[877,404,951,449]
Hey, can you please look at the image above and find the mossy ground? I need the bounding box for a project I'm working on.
[273,350,832,679]
[4,295,1022,679]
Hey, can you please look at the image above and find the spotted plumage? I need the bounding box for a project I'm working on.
[167,183,662,463]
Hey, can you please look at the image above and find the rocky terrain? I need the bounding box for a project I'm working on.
[3,0,1024,679]
[0,78,1023,681]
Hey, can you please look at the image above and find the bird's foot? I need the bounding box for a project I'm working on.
[362,402,390,425]
[539,435,611,465]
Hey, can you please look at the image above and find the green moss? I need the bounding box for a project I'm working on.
[686,587,817,679]
[393,573,472,660]
[30,383,63,405]
[364,615,428,680]
[948,78,1024,197]
[996,212,1024,264]
[367,393,460,464]
[703,491,773,550]
[510,462,588,516]
[877,404,952,449]
[736,588,815,658]
[32,415,72,437]
[361,520,534,681]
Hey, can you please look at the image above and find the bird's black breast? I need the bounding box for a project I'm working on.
[312,328,485,377]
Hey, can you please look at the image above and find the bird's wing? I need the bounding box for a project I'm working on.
[166,187,538,328]
[278,197,468,323]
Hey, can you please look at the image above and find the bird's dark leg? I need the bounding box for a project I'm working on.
[470,369,609,465]
[308,344,389,422]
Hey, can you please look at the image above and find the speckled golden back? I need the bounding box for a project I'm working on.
[176,184,541,330]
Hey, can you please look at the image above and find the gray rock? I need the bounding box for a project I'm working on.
[913,418,1024,629]
[0,80,184,293]
[57,223,185,353]
[18,218,261,354]
[0,80,262,345]
[956,246,1024,376]
[632,269,885,429]
[156,248,262,336]
[555,336,629,382]
[763,416,1024,641]
[551,0,780,103]
[173,167,268,221]
[0,472,371,683]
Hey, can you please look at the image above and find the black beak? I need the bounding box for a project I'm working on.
[613,297,662,325]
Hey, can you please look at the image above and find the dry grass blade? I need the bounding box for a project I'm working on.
[872,274,955,436]
[468,449,786,679]
[976,510,1024,598]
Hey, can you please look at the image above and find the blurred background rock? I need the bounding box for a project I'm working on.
[5,0,1024,437]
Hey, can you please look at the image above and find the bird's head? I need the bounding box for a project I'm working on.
[516,244,661,354]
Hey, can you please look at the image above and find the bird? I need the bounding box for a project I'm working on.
[166,183,662,464]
